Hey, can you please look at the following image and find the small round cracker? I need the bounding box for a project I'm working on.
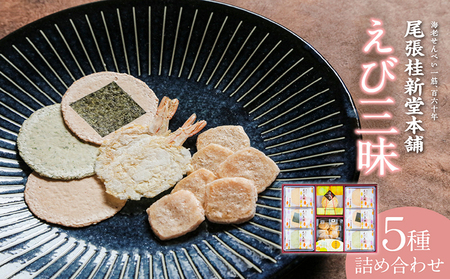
[196,125,250,152]
[318,221,330,230]
[329,230,340,239]
[171,168,216,207]
[191,144,234,175]
[24,172,126,227]
[61,72,159,145]
[17,104,98,180]
[205,177,257,224]
[217,147,280,193]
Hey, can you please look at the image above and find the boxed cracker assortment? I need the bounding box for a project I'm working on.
[282,184,377,253]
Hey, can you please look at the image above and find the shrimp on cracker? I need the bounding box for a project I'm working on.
[95,97,206,200]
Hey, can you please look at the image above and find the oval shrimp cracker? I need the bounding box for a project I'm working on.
[147,190,205,240]
[191,143,234,175]
[217,147,280,193]
[17,104,98,180]
[61,72,159,145]
[172,168,217,207]
[24,172,126,228]
[205,177,257,224]
[196,125,250,152]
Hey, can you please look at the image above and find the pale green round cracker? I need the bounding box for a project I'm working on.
[17,104,98,180]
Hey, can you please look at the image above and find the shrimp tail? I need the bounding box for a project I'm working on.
[166,114,207,146]
[149,96,179,135]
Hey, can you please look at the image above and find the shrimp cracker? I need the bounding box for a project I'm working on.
[172,168,217,207]
[217,147,280,193]
[17,104,98,180]
[147,190,205,240]
[96,97,206,200]
[25,172,126,227]
[61,72,159,145]
[96,133,192,200]
[191,143,234,175]
[205,177,257,224]
[196,125,250,152]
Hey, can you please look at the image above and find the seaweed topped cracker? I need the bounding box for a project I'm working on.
[61,72,159,145]
[70,81,146,137]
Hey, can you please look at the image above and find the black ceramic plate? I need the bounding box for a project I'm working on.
[0,0,360,278]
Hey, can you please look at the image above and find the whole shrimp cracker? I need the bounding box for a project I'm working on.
[217,147,280,193]
[147,190,205,240]
[205,177,257,224]
[96,97,206,200]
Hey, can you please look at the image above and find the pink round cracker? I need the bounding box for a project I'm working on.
[25,172,126,228]
[61,72,159,145]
